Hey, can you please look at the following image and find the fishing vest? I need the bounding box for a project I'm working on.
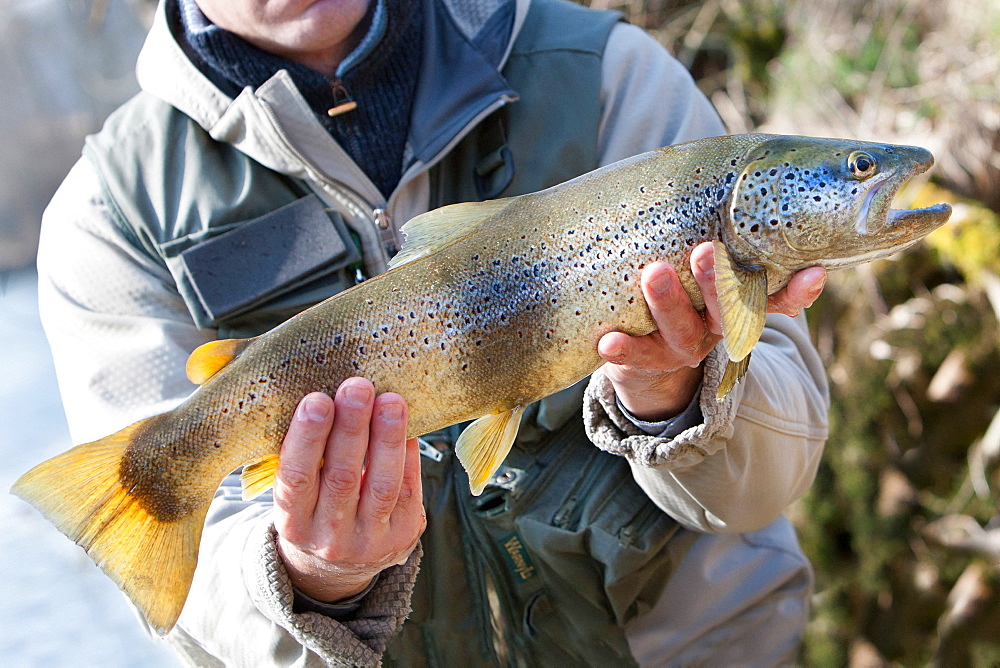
[84,1,682,665]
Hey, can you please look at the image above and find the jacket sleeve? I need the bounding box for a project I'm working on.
[586,23,830,533]
[36,159,418,666]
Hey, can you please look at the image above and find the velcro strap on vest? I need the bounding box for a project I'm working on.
[172,194,361,327]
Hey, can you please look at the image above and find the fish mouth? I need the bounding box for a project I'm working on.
[887,201,953,229]
[820,200,952,270]
[855,175,891,235]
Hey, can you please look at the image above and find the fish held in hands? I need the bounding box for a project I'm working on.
[11,134,951,634]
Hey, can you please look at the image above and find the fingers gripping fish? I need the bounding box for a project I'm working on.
[11,134,951,634]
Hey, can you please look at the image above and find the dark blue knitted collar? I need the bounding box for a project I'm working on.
[173,0,423,198]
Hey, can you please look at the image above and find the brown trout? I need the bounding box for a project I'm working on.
[12,134,951,633]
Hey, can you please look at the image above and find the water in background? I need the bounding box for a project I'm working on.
[0,267,177,666]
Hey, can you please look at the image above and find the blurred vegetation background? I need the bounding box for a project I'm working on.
[581,0,1000,665]
[1,0,998,666]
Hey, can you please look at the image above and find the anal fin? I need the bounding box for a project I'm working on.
[455,405,526,496]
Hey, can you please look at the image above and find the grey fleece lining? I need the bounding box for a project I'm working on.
[583,344,740,468]
[246,523,421,667]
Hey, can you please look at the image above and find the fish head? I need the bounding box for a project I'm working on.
[722,135,952,281]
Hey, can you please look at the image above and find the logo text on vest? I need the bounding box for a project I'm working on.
[500,532,537,582]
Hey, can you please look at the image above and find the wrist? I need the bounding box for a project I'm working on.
[609,364,704,422]
[277,536,378,603]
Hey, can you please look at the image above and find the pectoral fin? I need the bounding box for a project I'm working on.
[718,355,752,399]
[712,241,768,397]
[455,405,526,496]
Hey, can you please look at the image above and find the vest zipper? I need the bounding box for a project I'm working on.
[256,100,396,265]
[454,467,521,665]
[618,502,663,548]
[551,447,606,529]
[372,207,399,258]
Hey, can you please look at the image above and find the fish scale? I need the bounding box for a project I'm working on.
[11,134,952,634]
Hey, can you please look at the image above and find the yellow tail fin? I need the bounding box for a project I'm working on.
[10,418,208,635]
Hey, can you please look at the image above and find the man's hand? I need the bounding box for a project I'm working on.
[599,241,827,421]
[273,378,425,603]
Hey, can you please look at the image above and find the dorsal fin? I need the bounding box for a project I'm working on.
[186,338,252,385]
[388,198,516,269]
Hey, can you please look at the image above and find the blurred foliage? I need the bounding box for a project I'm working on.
[582,1,1000,664]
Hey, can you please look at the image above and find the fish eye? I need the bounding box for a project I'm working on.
[848,151,878,179]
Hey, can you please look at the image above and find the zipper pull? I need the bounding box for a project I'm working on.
[374,208,392,231]
[327,79,357,117]
[373,208,399,258]
[417,438,445,462]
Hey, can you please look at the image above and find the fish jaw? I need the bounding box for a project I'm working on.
[819,200,953,270]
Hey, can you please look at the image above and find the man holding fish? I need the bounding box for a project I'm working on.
[30,0,834,664]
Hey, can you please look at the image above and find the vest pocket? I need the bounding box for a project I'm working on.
[159,194,361,335]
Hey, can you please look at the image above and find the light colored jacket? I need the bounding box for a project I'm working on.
[36,0,829,665]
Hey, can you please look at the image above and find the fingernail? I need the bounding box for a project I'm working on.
[693,253,714,279]
[648,267,673,296]
[806,276,827,305]
[300,395,330,421]
[344,383,371,407]
[379,402,403,424]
